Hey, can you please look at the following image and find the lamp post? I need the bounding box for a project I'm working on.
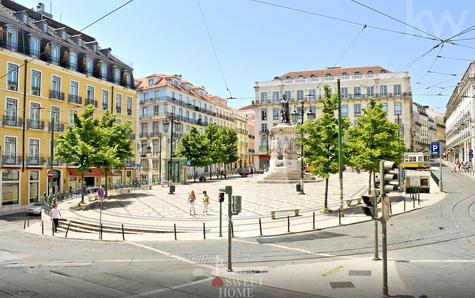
[146,144,152,186]
[163,112,182,184]
[291,98,315,195]
[158,132,162,184]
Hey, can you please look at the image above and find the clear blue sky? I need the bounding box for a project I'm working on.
[19,0,475,110]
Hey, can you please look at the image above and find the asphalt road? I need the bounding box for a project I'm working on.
[1,165,475,297]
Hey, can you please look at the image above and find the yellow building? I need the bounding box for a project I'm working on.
[0,1,137,213]
[232,112,249,169]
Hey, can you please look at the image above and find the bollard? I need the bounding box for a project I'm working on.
[99,224,103,240]
[338,208,342,225]
[389,200,392,215]
[287,216,290,233]
[418,190,420,205]
[231,221,234,238]
[122,224,125,241]
[23,216,27,230]
[404,196,406,211]
[65,222,71,238]
[41,221,44,235]
[259,218,263,236]
[313,212,316,230]
[27,215,30,228]
[203,222,206,239]
[413,193,415,208]
[174,224,177,240]
[52,222,55,236]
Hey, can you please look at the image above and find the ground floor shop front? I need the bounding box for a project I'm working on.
[0,167,135,214]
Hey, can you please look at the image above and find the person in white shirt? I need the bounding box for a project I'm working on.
[51,203,62,233]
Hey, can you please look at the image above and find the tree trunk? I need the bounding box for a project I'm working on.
[80,172,85,204]
[368,169,372,195]
[324,178,329,209]
[193,166,196,183]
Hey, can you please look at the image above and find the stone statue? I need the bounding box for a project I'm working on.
[280,94,290,124]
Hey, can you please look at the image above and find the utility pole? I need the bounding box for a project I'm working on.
[439,141,443,192]
[49,112,55,196]
[337,79,344,224]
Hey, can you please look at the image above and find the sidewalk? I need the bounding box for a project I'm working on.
[213,256,409,298]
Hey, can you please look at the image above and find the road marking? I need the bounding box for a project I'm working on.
[125,241,214,269]
[130,277,213,297]
[234,239,334,256]
[322,265,344,277]
[401,259,475,263]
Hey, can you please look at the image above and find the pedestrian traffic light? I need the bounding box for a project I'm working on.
[219,192,225,203]
[380,160,399,195]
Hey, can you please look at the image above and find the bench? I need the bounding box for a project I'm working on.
[271,209,300,220]
[345,197,362,207]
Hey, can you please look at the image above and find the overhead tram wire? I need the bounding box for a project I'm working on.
[0,0,136,83]
[349,0,440,41]
[415,43,444,83]
[333,25,367,67]
[437,55,474,62]
[427,71,461,76]
[249,0,438,41]
[196,0,233,99]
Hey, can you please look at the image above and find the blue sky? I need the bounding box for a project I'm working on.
[19,0,475,110]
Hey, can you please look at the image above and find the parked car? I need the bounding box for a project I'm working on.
[26,202,42,216]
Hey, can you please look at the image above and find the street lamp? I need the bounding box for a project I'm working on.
[291,98,315,195]
[163,112,182,186]
[146,144,152,185]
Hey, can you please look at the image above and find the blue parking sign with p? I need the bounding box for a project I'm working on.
[430,141,440,156]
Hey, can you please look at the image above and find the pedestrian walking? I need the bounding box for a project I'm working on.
[188,190,197,216]
[51,203,62,233]
[68,185,73,199]
[202,190,210,215]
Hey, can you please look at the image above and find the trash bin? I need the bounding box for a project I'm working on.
[296,183,301,192]
[169,185,175,194]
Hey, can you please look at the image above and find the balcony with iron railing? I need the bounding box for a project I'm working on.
[116,106,122,113]
[7,80,18,91]
[2,116,23,128]
[85,98,95,106]
[49,90,65,101]
[102,103,109,110]
[127,109,132,116]
[49,122,65,132]
[125,159,134,168]
[31,86,41,96]
[26,155,46,166]
[47,159,64,166]
[1,155,22,166]
[68,94,82,105]
[27,119,45,130]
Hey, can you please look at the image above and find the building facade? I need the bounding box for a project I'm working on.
[445,61,475,164]
[412,102,437,152]
[426,107,446,150]
[136,74,238,183]
[239,105,256,169]
[233,112,249,169]
[0,0,136,213]
[253,66,414,170]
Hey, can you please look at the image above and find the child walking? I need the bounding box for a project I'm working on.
[202,190,210,215]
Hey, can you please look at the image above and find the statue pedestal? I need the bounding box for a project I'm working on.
[261,123,302,182]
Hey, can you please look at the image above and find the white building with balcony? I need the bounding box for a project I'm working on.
[445,61,475,164]
[253,66,414,170]
[136,74,237,183]
[413,102,437,152]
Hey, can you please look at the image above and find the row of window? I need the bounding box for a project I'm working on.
[260,102,402,121]
[260,85,403,102]
[283,70,387,81]
[3,27,132,87]
[6,62,133,115]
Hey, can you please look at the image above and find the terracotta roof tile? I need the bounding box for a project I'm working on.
[279,66,389,79]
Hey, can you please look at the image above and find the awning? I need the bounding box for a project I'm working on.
[68,168,112,177]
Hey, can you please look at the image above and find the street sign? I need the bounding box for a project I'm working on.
[231,195,242,215]
[430,141,440,156]
[382,195,390,222]
[408,176,421,188]
[47,170,54,179]
[186,160,192,166]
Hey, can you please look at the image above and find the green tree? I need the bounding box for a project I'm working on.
[55,105,100,203]
[222,127,238,169]
[176,127,210,182]
[345,99,405,195]
[204,123,226,178]
[298,85,348,212]
[96,111,133,196]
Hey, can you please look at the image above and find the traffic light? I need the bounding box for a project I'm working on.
[219,192,225,203]
[380,160,399,195]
